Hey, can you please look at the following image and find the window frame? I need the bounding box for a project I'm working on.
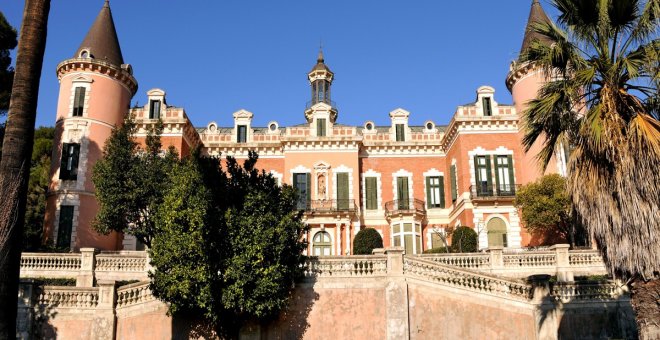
[72,87,85,117]
[364,177,378,210]
[149,100,161,119]
[395,124,405,142]
[482,97,492,116]
[57,205,75,248]
[317,118,327,137]
[426,176,445,209]
[237,125,247,143]
[312,231,332,256]
[59,143,81,181]
[391,222,422,254]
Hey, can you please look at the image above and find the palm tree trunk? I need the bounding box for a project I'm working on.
[0,0,50,337]
[630,278,660,340]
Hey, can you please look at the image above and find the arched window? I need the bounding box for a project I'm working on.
[487,217,508,248]
[312,231,332,256]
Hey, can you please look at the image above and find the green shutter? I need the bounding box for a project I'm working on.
[365,177,377,210]
[507,155,515,187]
[439,176,445,208]
[397,177,409,209]
[395,124,405,141]
[425,177,432,208]
[73,87,85,116]
[450,165,457,202]
[485,156,493,193]
[70,144,80,180]
[59,143,70,180]
[57,206,74,248]
[317,119,326,137]
[494,156,501,193]
[306,173,311,204]
[337,173,349,210]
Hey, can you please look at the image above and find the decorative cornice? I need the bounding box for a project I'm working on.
[57,58,138,95]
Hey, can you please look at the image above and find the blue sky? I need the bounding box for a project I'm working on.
[2,1,556,128]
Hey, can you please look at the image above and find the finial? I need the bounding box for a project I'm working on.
[317,40,324,63]
[104,0,109,8]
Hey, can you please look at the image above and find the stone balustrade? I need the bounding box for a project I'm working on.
[551,281,628,303]
[116,281,155,308]
[302,256,388,279]
[20,253,82,279]
[419,245,607,281]
[37,286,100,308]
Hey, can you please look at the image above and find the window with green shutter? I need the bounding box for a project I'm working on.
[474,155,492,196]
[59,143,80,181]
[72,87,85,117]
[237,125,247,143]
[395,124,405,141]
[397,177,409,209]
[450,164,458,202]
[57,205,74,248]
[426,176,445,208]
[495,155,515,195]
[317,118,327,137]
[365,177,378,210]
[293,173,310,210]
[149,100,161,119]
[483,97,492,116]
[336,173,349,210]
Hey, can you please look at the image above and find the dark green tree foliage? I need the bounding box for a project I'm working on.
[450,226,478,253]
[149,151,307,335]
[92,116,176,246]
[352,228,383,255]
[0,12,18,116]
[23,126,54,250]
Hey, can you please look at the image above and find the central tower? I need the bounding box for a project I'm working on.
[305,49,338,135]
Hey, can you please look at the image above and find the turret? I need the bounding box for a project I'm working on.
[44,0,137,250]
[505,0,567,183]
[305,48,338,136]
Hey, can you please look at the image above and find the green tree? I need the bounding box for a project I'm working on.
[93,116,176,247]
[0,11,18,116]
[450,226,478,253]
[352,228,384,255]
[519,0,660,334]
[23,126,54,251]
[149,151,307,337]
[515,174,586,247]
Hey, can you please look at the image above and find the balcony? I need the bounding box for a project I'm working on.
[470,184,520,200]
[384,198,426,218]
[299,199,357,214]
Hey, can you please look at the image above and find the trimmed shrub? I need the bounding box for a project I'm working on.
[450,226,478,253]
[423,247,449,254]
[353,228,384,255]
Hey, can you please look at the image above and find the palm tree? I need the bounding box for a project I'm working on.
[0,0,50,337]
[519,0,659,337]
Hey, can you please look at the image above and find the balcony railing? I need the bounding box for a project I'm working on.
[305,99,337,110]
[299,199,357,213]
[470,184,520,199]
[384,198,426,215]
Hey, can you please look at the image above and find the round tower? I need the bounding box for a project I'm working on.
[44,1,137,250]
[304,48,338,126]
[506,0,566,184]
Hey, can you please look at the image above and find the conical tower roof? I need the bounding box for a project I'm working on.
[310,47,331,73]
[74,0,124,66]
[520,0,552,55]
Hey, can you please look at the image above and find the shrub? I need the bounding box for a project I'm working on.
[450,226,478,253]
[423,247,449,254]
[353,228,383,255]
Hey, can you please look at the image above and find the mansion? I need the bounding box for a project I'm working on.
[44,0,564,255]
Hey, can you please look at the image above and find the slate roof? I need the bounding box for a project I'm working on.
[75,0,124,66]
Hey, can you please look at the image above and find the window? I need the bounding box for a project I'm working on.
[269,123,278,132]
[237,125,247,143]
[391,223,422,254]
[474,155,492,196]
[426,176,445,209]
[483,97,492,116]
[395,124,405,141]
[365,122,373,131]
[495,155,515,195]
[426,122,434,130]
[57,205,74,248]
[396,177,409,210]
[365,177,378,210]
[293,173,311,210]
[149,100,161,119]
[59,143,80,180]
[72,87,85,117]
[317,118,326,137]
[450,164,458,202]
[312,231,332,256]
[487,217,508,248]
[336,172,349,210]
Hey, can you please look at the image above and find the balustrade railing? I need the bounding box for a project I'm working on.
[384,198,426,215]
[404,257,533,301]
[116,281,155,308]
[303,199,357,213]
[302,256,387,278]
[503,252,556,267]
[569,250,605,267]
[470,184,520,199]
[419,253,491,269]
[95,252,148,272]
[551,281,627,302]
[38,286,99,308]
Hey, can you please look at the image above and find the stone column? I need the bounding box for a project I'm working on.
[92,280,117,340]
[346,222,352,255]
[78,247,97,287]
[385,247,409,340]
[550,244,573,282]
[336,222,342,255]
[16,279,35,340]
[487,246,504,273]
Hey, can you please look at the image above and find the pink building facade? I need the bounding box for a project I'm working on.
[45,1,565,254]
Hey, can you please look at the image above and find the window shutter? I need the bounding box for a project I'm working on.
[473,155,480,184]
[57,206,74,248]
[337,173,349,210]
[365,177,377,210]
[71,144,80,180]
[485,156,493,193]
[306,173,311,204]
[317,119,326,137]
[507,155,515,187]
[494,156,501,192]
[450,165,457,202]
[425,177,432,208]
[398,177,409,208]
[439,176,445,208]
[73,87,85,116]
[59,143,70,180]
[395,124,404,141]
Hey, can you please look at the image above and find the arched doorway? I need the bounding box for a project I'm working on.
[487,217,508,248]
[312,231,332,256]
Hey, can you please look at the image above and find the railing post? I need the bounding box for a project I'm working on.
[93,280,117,339]
[78,248,97,287]
[550,244,573,282]
[372,248,386,255]
[384,247,409,340]
[487,246,504,273]
[17,279,35,340]
[385,247,405,276]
